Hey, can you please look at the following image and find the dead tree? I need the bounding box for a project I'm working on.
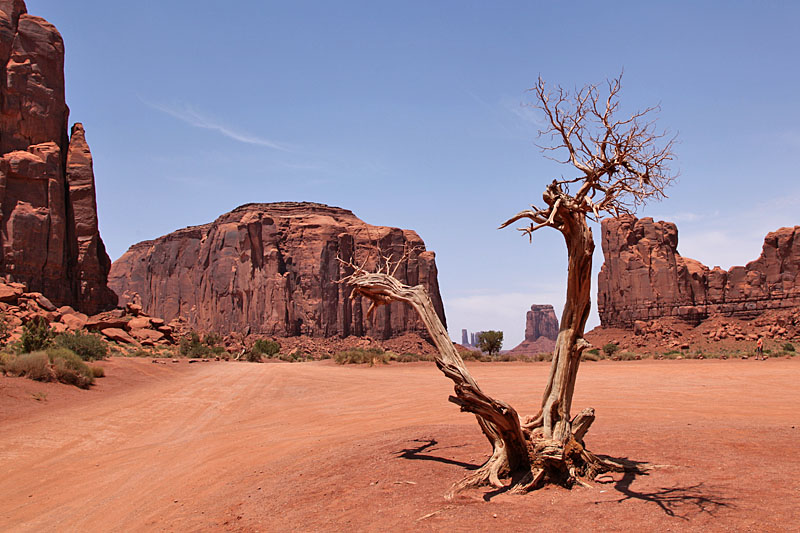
[342,74,675,496]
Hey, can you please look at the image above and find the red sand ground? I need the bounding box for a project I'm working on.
[1,357,799,532]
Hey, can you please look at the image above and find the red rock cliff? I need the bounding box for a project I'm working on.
[508,303,559,355]
[108,202,446,339]
[598,215,800,328]
[0,0,116,314]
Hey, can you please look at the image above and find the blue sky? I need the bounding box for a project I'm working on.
[31,1,800,348]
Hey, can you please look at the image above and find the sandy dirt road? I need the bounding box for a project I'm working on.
[1,357,799,532]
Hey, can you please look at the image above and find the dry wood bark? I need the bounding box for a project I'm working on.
[342,73,674,496]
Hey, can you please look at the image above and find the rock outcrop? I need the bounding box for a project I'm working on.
[598,215,800,328]
[108,202,446,339]
[508,304,559,355]
[0,1,116,314]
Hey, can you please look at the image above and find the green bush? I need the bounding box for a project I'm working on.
[7,351,50,381]
[203,332,223,347]
[477,330,504,356]
[252,339,281,357]
[334,347,388,365]
[20,316,54,353]
[783,342,795,353]
[179,332,210,358]
[54,330,108,361]
[245,350,263,363]
[602,343,619,357]
[47,347,94,388]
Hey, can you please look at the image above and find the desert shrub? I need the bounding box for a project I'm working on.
[251,339,281,357]
[129,348,156,358]
[615,351,640,361]
[203,332,223,346]
[582,351,600,361]
[54,330,108,361]
[20,316,54,353]
[532,352,554,362]
[0,351,16,373]
[47,347,95,388]
[461,350,487,361]
[90,365,105,378]
[602,343,619,357]
[279,351,310,363]
[179,332,210,358]
[7,351,51,381]
[334,347,388,365]
[388,352,430,363]
[245,350,263,363]
[0,312,11,346]
[782,342,795,352]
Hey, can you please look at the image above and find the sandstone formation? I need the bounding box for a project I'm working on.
[108,202,446,339]
[598,215,800,328]
[0,278,173,347]
[508,304,559,355]
[0,1,116,314]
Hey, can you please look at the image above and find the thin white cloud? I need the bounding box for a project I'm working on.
[141,98,293,152]
[505,100,546,128]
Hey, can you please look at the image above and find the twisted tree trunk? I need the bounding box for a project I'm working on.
[345,274,532,495]
[525,208,595,443]
[344,254,620,496]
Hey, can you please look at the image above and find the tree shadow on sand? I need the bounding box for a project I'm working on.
[596,456,736,520]
[397,438,479,470]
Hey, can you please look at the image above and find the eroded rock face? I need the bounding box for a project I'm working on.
[108,202,446,339]
[598,215,800,328]
[508,304,559,355]
[0,1,116,314]
[525,304,558,342]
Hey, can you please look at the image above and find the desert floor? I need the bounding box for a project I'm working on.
[1,357,798,532]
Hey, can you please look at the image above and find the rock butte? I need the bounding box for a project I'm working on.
[598,214,800,328]
[508,304,559,355]
[0,0,116,314]
[109,202,446,339]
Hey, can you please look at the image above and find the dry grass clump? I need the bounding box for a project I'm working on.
[5,351,50,381]
[334,347,388,366]
[0,348,104,389]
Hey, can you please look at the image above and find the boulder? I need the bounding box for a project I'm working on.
[126,316,152,331]
[60,313,88,330]
[86,311,128,331]
[0,282,22,302]
[129,328,164,343]
[101,328,136,344]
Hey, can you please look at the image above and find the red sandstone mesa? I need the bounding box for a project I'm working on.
[109,202,446,339]
[598,215,800,328]
[0,0,116,314]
